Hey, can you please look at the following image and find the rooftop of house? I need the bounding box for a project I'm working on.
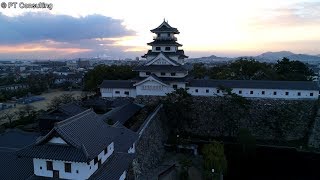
[17,109,138,162]
[150,20,180,34]
[99,80,135,89]
[101,103,144,125]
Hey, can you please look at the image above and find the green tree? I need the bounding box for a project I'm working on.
[47,94,76,110]
[191,63,207,79]
[202,141,227,179]
[274,57,314,81]
[84,65,138,91]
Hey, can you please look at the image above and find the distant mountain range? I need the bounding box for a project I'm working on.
[188,51,320,64]
[255,51,320,63]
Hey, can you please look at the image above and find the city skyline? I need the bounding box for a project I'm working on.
[1,0,320,59]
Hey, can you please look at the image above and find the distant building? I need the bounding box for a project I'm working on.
[100,20,320,100]
[38,103,87,131]
[0,83,29,91]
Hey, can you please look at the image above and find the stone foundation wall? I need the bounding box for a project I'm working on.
[135,96,317,141]
[133,105,169,178]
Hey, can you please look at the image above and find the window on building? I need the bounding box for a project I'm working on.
[167,33,170,37]
[285,92,289,95]
[146,72,151,75]
[155,47,161,51]
[262,91,265,95]
[171,72,176,76]
[195,89,198,93]
[217,90,220,93]
[173,84,178,89]
[250,91,253,94]
[65,163,71,173]
[206,89,209,93]
[239,90,242,94]
[115,91,120,94]
[94,157,98,164]
[105,147,108,155]
[310,93,314,96]
[40,166,42,170]
[298,92,301,96]
[76,170,79,174]
[46,161,53,170]
[124,91,129,95]
[165,47,171,51]
[161,72,166,76]
[273,91,277,95]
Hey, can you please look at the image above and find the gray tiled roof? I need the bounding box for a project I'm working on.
[133,65,187,72]
[142,50,188,58]
[101,103,143,125]
[0,151,34,180]
[147,40,182,46]
[17,109,127,162]
[59,102,87,116]
[112,124,138,153]
[188,79,320,90]
[99,80,135,89]
[90,152,135,180]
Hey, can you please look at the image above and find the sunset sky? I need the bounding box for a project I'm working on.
[1,0,320,59]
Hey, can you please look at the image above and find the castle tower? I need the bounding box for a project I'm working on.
[142,20,188,64]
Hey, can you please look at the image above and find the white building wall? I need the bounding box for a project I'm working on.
[101,88,136,98]
[33,142,115,180]
[119,171,127,180]
[128,142,136,154]
[187,87,319,99]
[48,137,67,144]
[136,81,171,96]
[33,158,90,180]
[152,46,177,52]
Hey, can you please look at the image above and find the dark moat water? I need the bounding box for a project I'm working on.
[225,145,320,180]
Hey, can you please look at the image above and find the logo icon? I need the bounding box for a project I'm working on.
[1,2,7,8]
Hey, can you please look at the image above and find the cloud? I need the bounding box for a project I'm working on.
[0,12,135,44]
[251,2,320,28]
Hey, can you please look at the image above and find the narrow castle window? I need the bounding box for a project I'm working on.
[46,161,53,170]
[65,163,71,173]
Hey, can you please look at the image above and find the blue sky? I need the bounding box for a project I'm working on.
[0,0,320,59]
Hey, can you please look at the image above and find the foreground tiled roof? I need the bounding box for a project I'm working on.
[90,152,135,180]
[0,151,34,180]
[17,109,127,162]
[100,80,135,89]
[58,102,87,116]
[188,79,320,90]
[101,103,143,124]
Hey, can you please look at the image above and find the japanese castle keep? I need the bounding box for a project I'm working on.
[100,20,319,100]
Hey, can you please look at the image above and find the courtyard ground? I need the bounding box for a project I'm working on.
[0,90,83,125]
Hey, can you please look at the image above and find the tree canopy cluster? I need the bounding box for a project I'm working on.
[191,57,314,81]
[84,65,138,91]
